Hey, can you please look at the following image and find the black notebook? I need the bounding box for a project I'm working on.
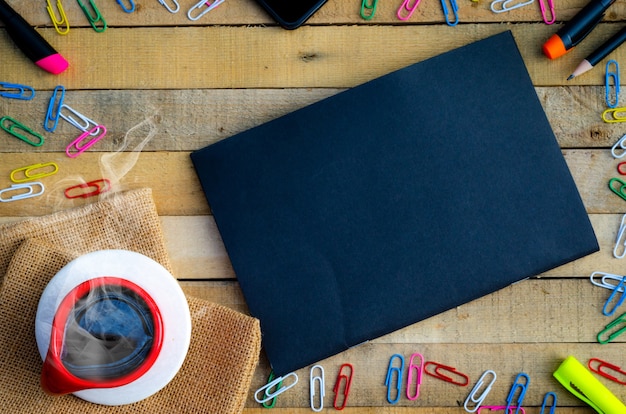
[191,31,599,375]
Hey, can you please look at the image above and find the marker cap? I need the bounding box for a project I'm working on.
[543,34,569,59]
[35,53,69,75]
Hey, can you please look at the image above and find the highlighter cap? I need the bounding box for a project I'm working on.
[543,34,568,59]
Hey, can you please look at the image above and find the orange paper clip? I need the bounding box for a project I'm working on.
[406,353,424,400]
[424,361,469,386]
[588,357,626,385]
[333,363,353,410]
[64,179,111,199]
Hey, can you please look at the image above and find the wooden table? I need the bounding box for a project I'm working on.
[1,0,626,411]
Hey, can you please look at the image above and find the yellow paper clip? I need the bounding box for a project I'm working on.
[10,162,59,183]
[603,107,626,123]
[0,116,44,147]
[554,355,626,413]
[46,0,70,35]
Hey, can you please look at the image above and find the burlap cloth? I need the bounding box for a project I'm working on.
[0,188,261,413]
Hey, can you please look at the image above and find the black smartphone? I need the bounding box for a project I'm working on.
[255,0,328,29]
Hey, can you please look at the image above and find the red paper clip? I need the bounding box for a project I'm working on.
[588,357,626,385]
[333,363,353,410]
[424,361,469,386]
[618,162,626,175]
[64,178,111,199]
[406,353,424,400]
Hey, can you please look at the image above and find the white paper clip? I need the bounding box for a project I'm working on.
[490,0,534,12]
[187,0,224,20]
[590,271,626,292]
[59,104,100,135]
[464,370,497,412]
[613,213,626,259]
[310,365,325,412]
[611,134,626,158]
[254,372,298,404]
[158,0,180,12]
[0,182,45,202]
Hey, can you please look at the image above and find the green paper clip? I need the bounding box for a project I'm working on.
[554,355,626,413]
[360,0,378,20]
[0,116,44,147]
[598,312,626,344]
[609,178,626,202]
[77,0,107,32]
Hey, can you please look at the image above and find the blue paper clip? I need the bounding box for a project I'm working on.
[505,373,529,414]
[606,60,620,109]
[598,312,626,344]
[540,392,557,414]
[464,370,497,412]
[310,365,325,412]
[44,85,66,133]
[441,0,459,26]
[385,354,404,404]
[187,0,224,20]
[0,182,45,202]
[0,116,44,147]
[116,0,135,12]
[397,0,421,20]
[360,0,378,20]
[158,0,180,12]
[604,276,626,316]
[0,82,35,100]
[77,0,107,32]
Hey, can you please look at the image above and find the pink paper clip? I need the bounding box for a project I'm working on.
[588,357,626,385]
[333,363,353,410]
[538,0,556,24]
[478,407,525,414]
[65,125,107,158]
[424,361,470,386]
[397,0,421,20]
[64,178,111,199]
[406,353,424,400]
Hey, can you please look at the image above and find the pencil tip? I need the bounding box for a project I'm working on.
[567,74,574,81]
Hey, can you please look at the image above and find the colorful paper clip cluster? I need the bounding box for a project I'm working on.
[488,0,555,25]
[589,271,626,343]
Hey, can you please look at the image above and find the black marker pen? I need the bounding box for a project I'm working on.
[0,0,68,74]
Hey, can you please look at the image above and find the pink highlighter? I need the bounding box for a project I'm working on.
[0,0,69,75]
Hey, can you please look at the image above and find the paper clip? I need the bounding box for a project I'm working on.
[261,370,282,409]
[588,358,626,385]
[613,214,626,259]
[158,0,180,13]
[603,107,626,123]
[0,82,35,100]
[397,0,421,20]
[611,134,626,158]
[424,361,469,386]
[597,312,626,344]
[406,353,423,400]
[310,365,325,412]
[477,407,525,413]
[187,0,224,21]
[333,363,353,410]
[360,0,378,20]
[505,373,529,414]
[64,179,111,199]
[253,371,298,405]
[538,0,555,24]
[540,392,557,414]
[66,125,107,158]
[116,0,135,12]
[43,86,65,133]
[0,182,45,202]
[77,0,107,32]
[59,104,100,134]
[10,162,59,183]
[464,370,497,413]
[606,60,620,109]
[46,0,70,35]
[490,0,535,13]
[619,162,626,175]
[441,0,459,26]
[603,276,626,316]
[609,177,626,202]
[590,271,626,292]
[0,116,44,147]
[385,354,404,404]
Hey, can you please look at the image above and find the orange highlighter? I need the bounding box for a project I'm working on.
[543,0,616,59]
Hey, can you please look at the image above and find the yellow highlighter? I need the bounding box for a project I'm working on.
[553,356,626,414]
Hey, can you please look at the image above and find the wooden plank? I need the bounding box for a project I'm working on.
[0,86,620,153]
[1,24,623,89]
